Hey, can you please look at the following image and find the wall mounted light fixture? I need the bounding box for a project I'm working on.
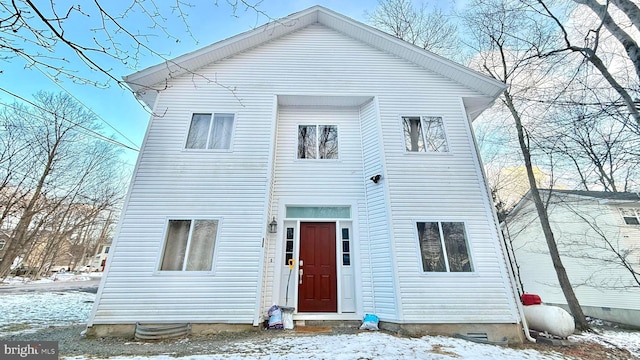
[268,217,278,233]
[370,174,382,184]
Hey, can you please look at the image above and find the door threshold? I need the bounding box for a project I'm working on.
[293,313,360,321]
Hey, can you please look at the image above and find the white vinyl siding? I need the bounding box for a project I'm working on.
[269,106,367,316]
[91,24,517,326]
[508,196,640,320]
[358,99,399,319]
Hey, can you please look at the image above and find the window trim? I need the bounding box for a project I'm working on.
[413,220,475,274]
[155,217,221,275]
[619,207,640,225]
[295,123,340,161]
[183,112,237,152]
[400,115,451,154]
[341,227,351,267]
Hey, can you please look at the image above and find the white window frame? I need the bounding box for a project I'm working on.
[184,112,236,151]
[619,208,640,225]
[414,221,474,273]
[296,124,339,160]
[401,115,450,153]
[156,218,221,273]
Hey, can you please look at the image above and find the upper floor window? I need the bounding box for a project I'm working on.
[298,125,338,159]
[417,221,472,272]
[0,239,5,251]
[619,208,640,225]
[402,116,448,152]
[159,219,218,271]
[186,113,234,150]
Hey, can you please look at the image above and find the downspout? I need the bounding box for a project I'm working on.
[501,222,536,343]
[461,97,535,343]
[503,231,536,343]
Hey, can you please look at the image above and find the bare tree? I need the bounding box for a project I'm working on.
[538,99,640,192]
[366,0,461,60]
[462,0,591,330]
[0,92,125,278]
[0,1,269,101]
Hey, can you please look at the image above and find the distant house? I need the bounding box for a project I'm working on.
[89,243,110,272]
[504,190,640,327]
[87,6,525,341]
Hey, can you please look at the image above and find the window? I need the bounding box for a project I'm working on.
[103,246,110,254]
[160,219,218,271]
[341,228,351,266]
[286,206,350,219]
[402,116,448,152]
[298,125,338,159]
[620,208,640,225]
[416,222,472,272]
[186,113,234,150]
[0,239,5,251]
[285,227,294,265]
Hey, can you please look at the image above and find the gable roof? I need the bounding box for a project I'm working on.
[550,190,640,201]
[507,189,640,220]
[124,6,505,112]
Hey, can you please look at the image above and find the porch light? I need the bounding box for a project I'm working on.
[269,217,278,233]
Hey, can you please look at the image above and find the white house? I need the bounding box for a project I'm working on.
[504,190,640,328]
[87,6,525,341]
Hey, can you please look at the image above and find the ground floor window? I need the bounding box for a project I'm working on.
[160,219,218,271]
[417,221,472,272]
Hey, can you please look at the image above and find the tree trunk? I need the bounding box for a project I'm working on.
[0,141,60,278]
[503,90,591,331]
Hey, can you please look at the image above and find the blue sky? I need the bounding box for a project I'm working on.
[1,1,459,167]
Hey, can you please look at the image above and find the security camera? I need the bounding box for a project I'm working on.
[370,174,382,183]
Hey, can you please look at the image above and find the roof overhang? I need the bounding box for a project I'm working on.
[124,6,506,111]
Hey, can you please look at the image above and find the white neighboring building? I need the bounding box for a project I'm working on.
[87,6,524,341]
[504,190,640,328]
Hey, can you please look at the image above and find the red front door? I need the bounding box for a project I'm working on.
[298,222,337,312]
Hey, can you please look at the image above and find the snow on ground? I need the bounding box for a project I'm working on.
[574,329,640,358]
[0,290,95,336]
[1,286,639,359]
[65,332,566,360]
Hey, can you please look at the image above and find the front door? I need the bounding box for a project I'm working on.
[298,222,337,312]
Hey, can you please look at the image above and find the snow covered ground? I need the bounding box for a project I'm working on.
[0,290,95,335]
[1,275,639,359]
[64,332,569,360]
[0,274,99,335]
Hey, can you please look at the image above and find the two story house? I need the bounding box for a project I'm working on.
[87,6,524,342]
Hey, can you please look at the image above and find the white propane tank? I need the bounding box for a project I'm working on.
[523,304,575,338]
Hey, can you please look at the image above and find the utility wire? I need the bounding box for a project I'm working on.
[0,89,140,152]
[0,99,139,153]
